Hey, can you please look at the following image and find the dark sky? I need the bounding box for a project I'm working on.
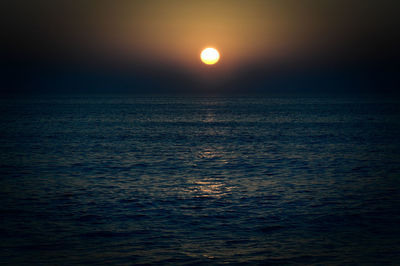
[2,0,399,94]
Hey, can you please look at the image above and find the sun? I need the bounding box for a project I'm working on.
[200,47,220,65]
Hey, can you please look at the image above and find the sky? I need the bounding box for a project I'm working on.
[2,0,399,94]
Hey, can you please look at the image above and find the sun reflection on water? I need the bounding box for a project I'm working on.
[187,179,234,198]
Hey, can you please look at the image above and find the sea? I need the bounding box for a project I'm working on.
[0,96,399,265]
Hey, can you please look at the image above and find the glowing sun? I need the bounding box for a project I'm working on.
[200,47,220,65]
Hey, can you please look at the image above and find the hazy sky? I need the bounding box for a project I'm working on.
[2,0,399,93]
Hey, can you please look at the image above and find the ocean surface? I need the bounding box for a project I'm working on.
[0,96,399,265]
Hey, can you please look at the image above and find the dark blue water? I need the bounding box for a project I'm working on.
[1,96,400,265]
